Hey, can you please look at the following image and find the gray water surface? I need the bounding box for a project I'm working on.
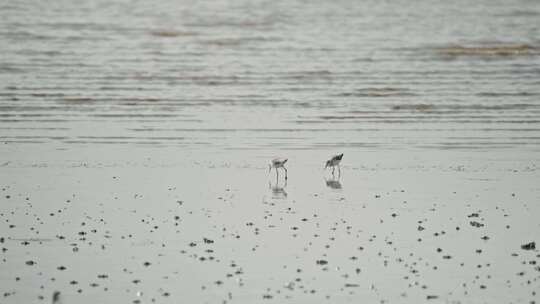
[1,0,540,150]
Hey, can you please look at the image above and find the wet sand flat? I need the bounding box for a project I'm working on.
[1,147,539,303]
[1,0,540,303]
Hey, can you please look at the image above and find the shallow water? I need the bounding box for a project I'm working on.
[1,0,540,151]
[1,0,540,303]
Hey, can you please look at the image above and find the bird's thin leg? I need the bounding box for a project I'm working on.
[338,164,341,177]
[332,166,335,176]
[268,164,272,173]
[284,167,288,180]
[276,168,279,180]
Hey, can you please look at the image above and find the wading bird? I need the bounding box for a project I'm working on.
[269,158,288,180]
[325,153,343,176]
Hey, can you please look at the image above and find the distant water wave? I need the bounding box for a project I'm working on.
[0,0,539,152]
[336,87,416,98]
[149,30,198,37]
[435,44,540,57]
[391,103,540,111]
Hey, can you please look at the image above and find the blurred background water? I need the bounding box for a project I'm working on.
[1,0,540,152]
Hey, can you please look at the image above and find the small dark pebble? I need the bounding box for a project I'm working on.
[427,295,439,300]
[316,260,328,265]
[52,291,60,303]
[521,242,536,250]
[470,221,484,228]
[25,260,35,266]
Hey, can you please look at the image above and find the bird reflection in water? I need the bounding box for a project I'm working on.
[325,176,342,189]
[269,176,287,199]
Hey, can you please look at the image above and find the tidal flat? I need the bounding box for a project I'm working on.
[1,148,539,303]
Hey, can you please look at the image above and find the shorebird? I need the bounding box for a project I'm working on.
[325,153,343,176]
[269,158,288,179]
